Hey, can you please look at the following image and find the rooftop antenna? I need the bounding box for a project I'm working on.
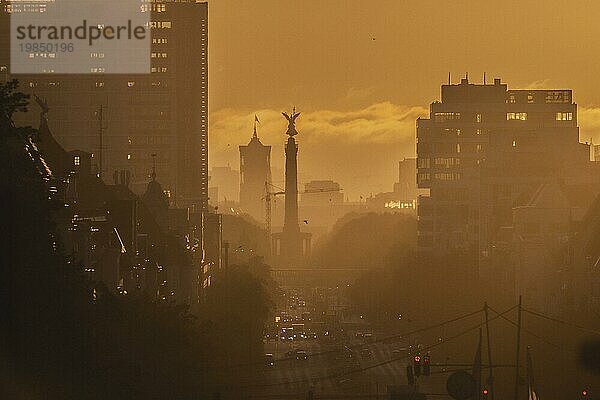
[484,72,487,85]
[466,72,469,81]
[448,72,451,84]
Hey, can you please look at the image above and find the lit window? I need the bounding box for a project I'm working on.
[127,81,135,87]
[527,94,534,103]
[74,156,80,166]
[456,143,461,153]
[476,113,482,123]
[127,154,132,160]
[417,158,431,168]
[507,112,527,121]
[512,140,517,147]
[418,173,431,182]
[508,94,516,103]
[556,112,573,121]
[434,172,462,181]
[477,144,483,152]
[433,112,461,122]
[95,82,104,88]
[476,129,482,135]
[545,91,570,103]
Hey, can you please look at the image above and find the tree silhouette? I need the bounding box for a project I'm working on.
[0,80,273,399]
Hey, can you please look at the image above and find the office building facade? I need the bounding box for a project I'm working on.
[0,0,209,210]
[417,78,589,282]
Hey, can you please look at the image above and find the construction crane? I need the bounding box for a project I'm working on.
[263,182,342,254]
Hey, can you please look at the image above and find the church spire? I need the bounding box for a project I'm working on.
[151,153,157,181]
[253,114,260,139]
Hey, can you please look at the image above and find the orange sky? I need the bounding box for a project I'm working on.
[209,0,600,199]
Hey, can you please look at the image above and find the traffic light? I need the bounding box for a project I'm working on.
[406,365,415,385]
[423,354,431,376]
[414,355,422,376]
[482,389,489,397]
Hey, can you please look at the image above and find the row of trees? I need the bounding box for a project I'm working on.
[0,80,274,399]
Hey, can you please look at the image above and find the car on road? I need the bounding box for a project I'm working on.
[391,347,408,358]
[265,353,275,367]
[295,350,308,361]
[360,348,373,359]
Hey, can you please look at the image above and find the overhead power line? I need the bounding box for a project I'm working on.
[523,308,600,336]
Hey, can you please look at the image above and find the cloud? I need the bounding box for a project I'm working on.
[579,107,600,144]
[521,79,553,89]
[210,103,428,199]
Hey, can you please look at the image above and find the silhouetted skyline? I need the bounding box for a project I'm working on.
[209,0,600,198]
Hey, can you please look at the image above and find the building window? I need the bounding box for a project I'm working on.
[476,113,482,123]
[127,154,132,160]
[433,112,461,122]
[418,173,431,182]
[434,172,462,181]
[527,93,534,103]
[417,158,430,168]
[512,140,517,147]
[507,112,527,121]
[556,112,573,121]
[476,129,482,135]
[545,91,570,103]
[74,156,80,166]
[508,94,516,104]
[150,21,172,29]
[127,81,135,87]
[476,144,483,152]
[456,143,461,153]
[434,157,460,167]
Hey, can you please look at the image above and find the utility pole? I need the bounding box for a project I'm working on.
[223,241,230,372]
[484,302,495,400]
[514,296,523,400]
[264,181,272,256]
[97,105,106,180]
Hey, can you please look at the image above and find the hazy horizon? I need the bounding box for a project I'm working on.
[209,0,600,199]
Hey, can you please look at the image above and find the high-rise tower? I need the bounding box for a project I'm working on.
[416,77,590,283]
[0,1,209,210]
